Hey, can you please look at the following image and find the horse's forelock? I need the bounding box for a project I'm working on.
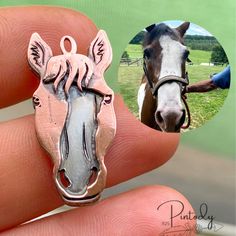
[44,55,92,93]
[44,56,68,81]
[143,23,180,47]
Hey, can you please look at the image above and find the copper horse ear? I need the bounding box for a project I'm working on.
[28,30,116,206]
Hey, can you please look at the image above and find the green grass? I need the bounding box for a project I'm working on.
[118,62,228,131]
[185,65,228,130]
[118,66,142,117]
[188,50,211,64]
[125,44,142,58]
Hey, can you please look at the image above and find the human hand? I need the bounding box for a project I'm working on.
[0,6,195,235]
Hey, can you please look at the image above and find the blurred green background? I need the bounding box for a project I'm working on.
[0,0,235,233]
[0,0,235,158]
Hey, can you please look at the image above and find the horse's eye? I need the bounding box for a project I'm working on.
[144,48,152,59]
[183,50,190,60]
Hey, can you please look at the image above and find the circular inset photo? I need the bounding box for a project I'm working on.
[118,21,230,133]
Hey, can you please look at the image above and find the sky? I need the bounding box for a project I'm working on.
[163,20,212,36]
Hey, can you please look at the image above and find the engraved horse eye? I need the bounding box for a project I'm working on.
[32,96,41,108]
[104,95,112,104]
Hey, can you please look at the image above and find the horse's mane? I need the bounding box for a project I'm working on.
[43,55,93,94]
[143,23,179,47]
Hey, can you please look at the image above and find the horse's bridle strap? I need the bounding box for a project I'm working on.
[143,56,191,130]
[143,56,189,96]
[150,75,190,129]
[151,75,189,96]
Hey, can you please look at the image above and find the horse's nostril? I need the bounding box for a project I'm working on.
[59,169,71,188]
[156,110,164,124]
[179,109,186,126]
[88,167,98,186]
[155,108,186,132]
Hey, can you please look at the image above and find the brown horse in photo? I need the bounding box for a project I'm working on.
[138,22,190,132]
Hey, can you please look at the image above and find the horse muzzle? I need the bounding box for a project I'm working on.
[33,84,112,206]
[155,108,186,132]
[55,90,107,205]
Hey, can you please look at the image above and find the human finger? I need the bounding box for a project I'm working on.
[0,95,179,231]
[0,6,97,108]
[1,186,196,236]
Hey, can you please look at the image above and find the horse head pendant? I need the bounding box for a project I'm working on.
[28,30,116,206]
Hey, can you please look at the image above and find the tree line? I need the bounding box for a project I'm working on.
[127,32,228,64]
[130,32,220,51]
[184,35,218,51]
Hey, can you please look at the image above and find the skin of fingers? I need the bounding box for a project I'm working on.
[1,186,196,236]
[0,5,180,232]
[0,95,179,231]
[0,6,98,108]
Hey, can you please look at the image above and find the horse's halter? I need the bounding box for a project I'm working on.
[143,52,191,129]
